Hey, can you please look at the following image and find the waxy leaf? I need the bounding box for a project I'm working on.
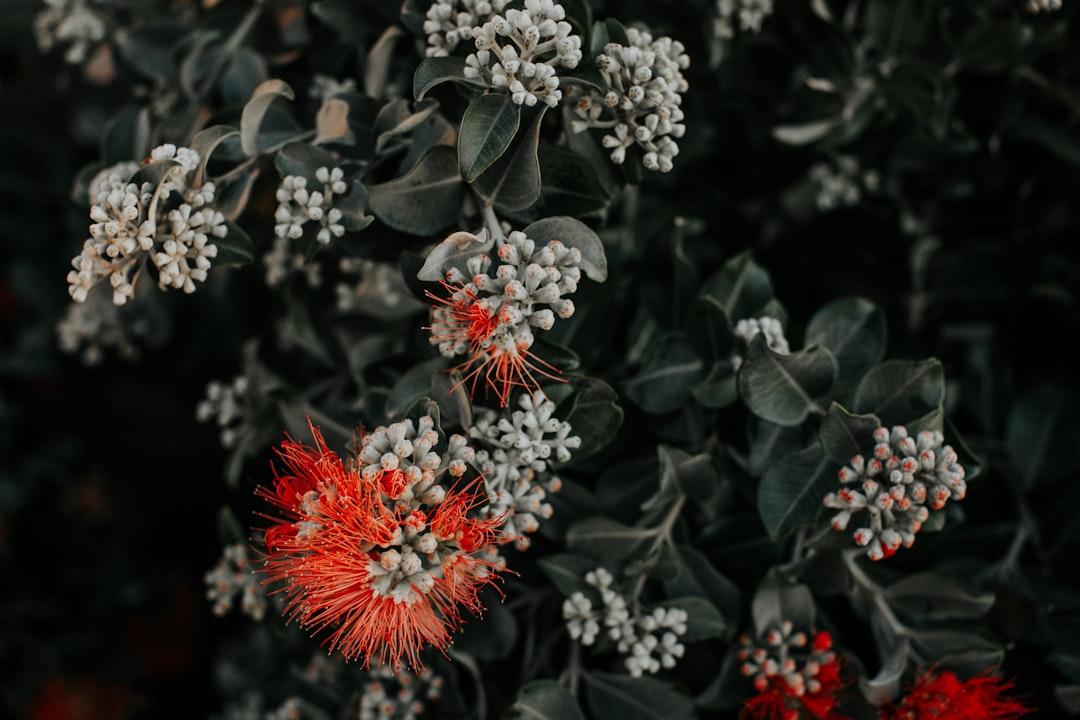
[413,55,488,100]
[458,93,521,182]
[819,403,881,463]
[751,570,816,637]
[584,672,695,720]
[757,443,832,540]
[700,251,778,323]
[367,145,464,235]
[507,681,586,720]
[522,216,607,281]
[805,297,886,385]
[853,359,944,426]
[737,336,837,426]
[556,377,623,463]
[416,228,494,282]
[623,332,704,414]
[213,220,255,267]
[474,105,545,211]
[240,79,295,156]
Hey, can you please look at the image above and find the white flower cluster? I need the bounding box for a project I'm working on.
[461,0,583,108]
[66,145,226,306]
[273,167,348,245]
[809,155,880,212]
[571,28,688,172]
[336,258,422,316]
[737,622,837,696]
[732,315,790,370]
[715,0,774,39]
[34,0,108,64]
[196,375,252,449]
[1027,0,1062,12]
[824,426,967,561]
[56,285,150,364]
[359,665,443,720]
[309,73,358,99]
[432,229,583,370]
[356,416,482,604]
[469,390,579,548]
[423,0,507,57]
[205,542,267,621]
[562,568,688,677]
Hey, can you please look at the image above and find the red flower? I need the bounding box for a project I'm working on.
[740,631,848,720]
[258,422,505,670]
[427,280,561,407]
[881,668,1032,720]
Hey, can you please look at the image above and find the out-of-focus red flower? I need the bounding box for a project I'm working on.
[881,668,1032,719]
[258,422,505,670]
[740,630,848,720]
[29,675,134,720]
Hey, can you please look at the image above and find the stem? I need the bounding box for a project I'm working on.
[628,495,687,602]
[481,202,506,241]
[842,549,907,637]
[566,639,582,697]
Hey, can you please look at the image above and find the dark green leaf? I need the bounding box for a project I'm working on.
[416,228,495,282]
[885,572,994,621]
[459,93,521,182]
[367,145,464,236]
[217,505,245,544]
[1006,384,1080,492]
[102,107,150,165]
[748,418,809,476]
[414,55,489,101]
[623,332,704,414]
[819,403,881,463]
[956,21,1032,75]
[665,546,741,634]
[240,79,295,157]
[750,570,815,636]
[530,141,612,217]
[475,105,545,211]
[213,221,255,267]
[537,552,602,600]
[757,443,832,540]
[657,445,718,501]
[506,680,586,720]
[805,297,886,385]
[583,672,694,720]
[853,359,945,426]
[452,589,517,659]
[273,141,338,181]
[558,377,623,462]
[699,251,778,323]
[737,336,837,426]
[384,358,444,421]
[565,516,654,565]
[691,360,739,409]
[190,125,240,186]
[522,216,607,282]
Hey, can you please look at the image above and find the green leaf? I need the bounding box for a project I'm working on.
[372,98,440,155]
[335,180,374,231]
[213,221,255,267]
[757,443,832,540]
[240,79,295,157]
[537,552,602,600]
[452,590,517,659]
[558,377,623,463]
[623,332,704,414]
[506,681,585,720]
[273,141,338,181]
[700,252,780,323]
[190,125,240,186]
[522,216,607,282]
[475,105,546,211]
[217,505,245,544]
[819,403,881,463]
[853,359,945,426]
[657,445,718,501]
[884,572,994,621]
[530,141,613,218]
[1005,384,1080,492]
[750,570,816,637]
[367,145,464,236]
[565,516,654,565]
[384,358,444,421]
[691,360,739,409]
[416,229,495,282]
[805,297,886,385]
[956,21,1032,75]
[413,55,488,101]
[748,418,809,476]
[129,158,183,191]
[665,546,741,634]
[737,336,837,426]
[102,107,150,165]
[583,672,694,720]
[459,93,521,182]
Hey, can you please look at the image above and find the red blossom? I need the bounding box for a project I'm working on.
[258,422,505,670]
[881,668,1032,720]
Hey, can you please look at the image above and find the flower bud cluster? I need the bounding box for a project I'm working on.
[809,155,880,212]
[66,145,227,306]
[309,73,358,99]
[1027,0,1062,12]
[205,542,267,621]
[423,0,507,57]
[428,229,584,405]
[336,258,421,316]
[359,665,443,720]
[461,0,583,108]
[469,391,580,547]
[738,623,840,701]
[715,0,774,40]
[571,28,688,172]
[196,375,253,450]
[34,0,108,64]
[824,426,967,561]
[273,167,348,245]
[562,568,689,677]
[56,285,150,364]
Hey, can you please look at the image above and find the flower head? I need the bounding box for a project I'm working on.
[739,625,846,720]
[824,426,966,561]
[881,668,1031,720]
[258,419,506,670]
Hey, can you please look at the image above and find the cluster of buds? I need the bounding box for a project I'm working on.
[715,0,774,39]
[308,73,358,99]
[34,0,109,64]
[461,0,584,108]
[66,144,227,306]
[204,542,266,621]
[824,426,967,561]
[359,665,443,720]
[1027,0,1062,12]
[336,258,422,317]
[259,419,506,669]
[469,391,580,547]
[427,228,584,406]
[273,167,349,245]
[571,27,689,172]
[195,375,254,450]
[738,623,845,720]
[562,568,689,678]
[423,0,507,57]
[732,315,790,370]
[809,155,881,212]
[56,284,151,364]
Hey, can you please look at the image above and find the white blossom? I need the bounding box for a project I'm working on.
[196,375,253,450]
[273,167,348,245]
[715,0,774,39]
[809,155,880,212]
[1027,0,1063,12]
[204,542,267,621]
[34,0,108,64]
